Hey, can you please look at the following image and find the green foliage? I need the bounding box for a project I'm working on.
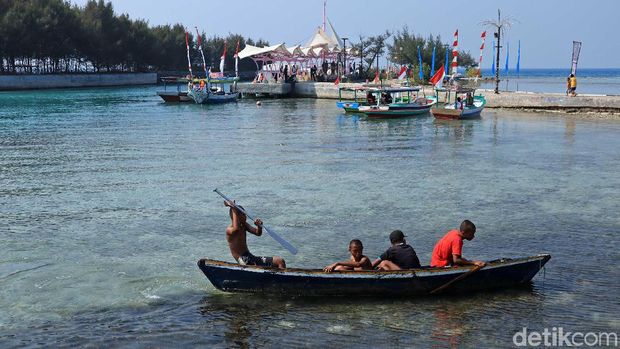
[388,26,477,81]
[0,0,267,74]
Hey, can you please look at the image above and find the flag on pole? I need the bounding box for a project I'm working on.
[334,75,340,85]
[417,46,424,81]
[516,40,521,76]
[373,70,380,84]
[478,31,486,77]
[397,66,407,80]
[431,46,436,77]
[195,27,208,79]
[185,31,193,80]
[445,46,449,78]
[234,40,240,77]
[219,42,227,74]
[491,44,496,76]
[571,41,582,75]
[429,64,445,88]
[451,29,459,75]
[504,42,509,76]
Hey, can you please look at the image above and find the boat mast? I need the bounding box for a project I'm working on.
[195,27,208,80]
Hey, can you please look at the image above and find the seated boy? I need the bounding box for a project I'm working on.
[323,239,372,272]
[372,230,421,271]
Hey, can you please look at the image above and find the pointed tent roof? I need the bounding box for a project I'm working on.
[306,27,340,49]
[238,43,289,60]
[286,45,303,56]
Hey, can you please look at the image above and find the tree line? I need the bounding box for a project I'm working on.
[0,0,267,74]
[353,26,477,81]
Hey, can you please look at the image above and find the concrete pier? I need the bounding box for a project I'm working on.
[290,82,620,113]
[237,82,292,97]
[0,73,157,91]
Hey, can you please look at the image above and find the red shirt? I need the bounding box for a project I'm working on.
[430,229,463,267]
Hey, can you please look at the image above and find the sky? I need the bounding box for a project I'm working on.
[68,0,619,69]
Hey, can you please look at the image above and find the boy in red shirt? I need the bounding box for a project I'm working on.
[430,220,486,268]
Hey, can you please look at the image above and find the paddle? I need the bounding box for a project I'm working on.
[430,264,484,294]
[214,188,298,255]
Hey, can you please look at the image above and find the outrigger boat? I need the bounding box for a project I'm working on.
[431,87,486,120]
[336,86,371,113]
[187,77,239,104]
[198,254,550,296]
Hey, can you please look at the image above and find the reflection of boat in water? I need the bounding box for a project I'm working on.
[198,254,550,296]
[156,77,191,103]
[431,87,486,120]
[187,77,239,104]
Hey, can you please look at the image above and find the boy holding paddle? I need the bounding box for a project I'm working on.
[224,200,286,269]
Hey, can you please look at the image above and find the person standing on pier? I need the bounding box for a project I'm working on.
[569,73,577,96]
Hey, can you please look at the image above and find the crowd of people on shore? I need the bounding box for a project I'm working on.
[223,200,485,271]
[252,60,359,84]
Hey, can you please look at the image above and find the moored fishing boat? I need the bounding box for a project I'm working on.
[156,77,191,103]
[198,254,550,296]
[431,87,486,120]
[187,77,240,104]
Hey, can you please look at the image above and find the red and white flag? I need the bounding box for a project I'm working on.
[397,66,407,80]
[373,70,380,83]
[219,42,227,74]
[451,29,459,75]
[429,64,445,87]
[478,31,486,77]
[334,75,340,85]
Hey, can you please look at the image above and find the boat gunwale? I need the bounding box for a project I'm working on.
[198,254,551,279]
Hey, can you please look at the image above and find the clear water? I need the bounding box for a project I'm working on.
[1,86,619,347]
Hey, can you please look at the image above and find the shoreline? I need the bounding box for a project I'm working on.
[0,73,157,91]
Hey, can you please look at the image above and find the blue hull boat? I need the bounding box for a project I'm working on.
[198,254,550,296]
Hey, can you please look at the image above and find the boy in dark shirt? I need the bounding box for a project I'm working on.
[372,230,421,271]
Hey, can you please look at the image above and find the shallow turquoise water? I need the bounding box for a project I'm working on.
[1,86,619,347]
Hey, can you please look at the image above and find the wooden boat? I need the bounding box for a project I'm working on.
[336,87,371,113]
[187,77,239,104]
[197,254,551,296]
[156,77,191,103]
[431,87,486,120]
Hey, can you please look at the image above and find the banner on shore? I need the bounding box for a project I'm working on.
[571,41,582,75]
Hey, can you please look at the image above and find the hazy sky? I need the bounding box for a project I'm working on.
[68,0,618,69]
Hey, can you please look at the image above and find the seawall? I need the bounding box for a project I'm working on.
[0,73,157,91]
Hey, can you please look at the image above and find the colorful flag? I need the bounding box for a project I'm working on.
[373,70,380,84]
[185,31,193,79]
[397,66,407,80]
[195,27,208,79]
[571,41,581,75]
[516,40,521,76]
[431,46,436,77]
[219,42,227,74]
[445,46,449,78]
[504,42,509,76]
[491,44,496,76]
[334,75,340,85]
[478,31,486,77]
[451,29,458,75]
[234,40,240,77]
[429,64,445,87]
[417,46,424,81]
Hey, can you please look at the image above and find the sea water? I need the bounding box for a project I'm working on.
[1,86,619,347]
